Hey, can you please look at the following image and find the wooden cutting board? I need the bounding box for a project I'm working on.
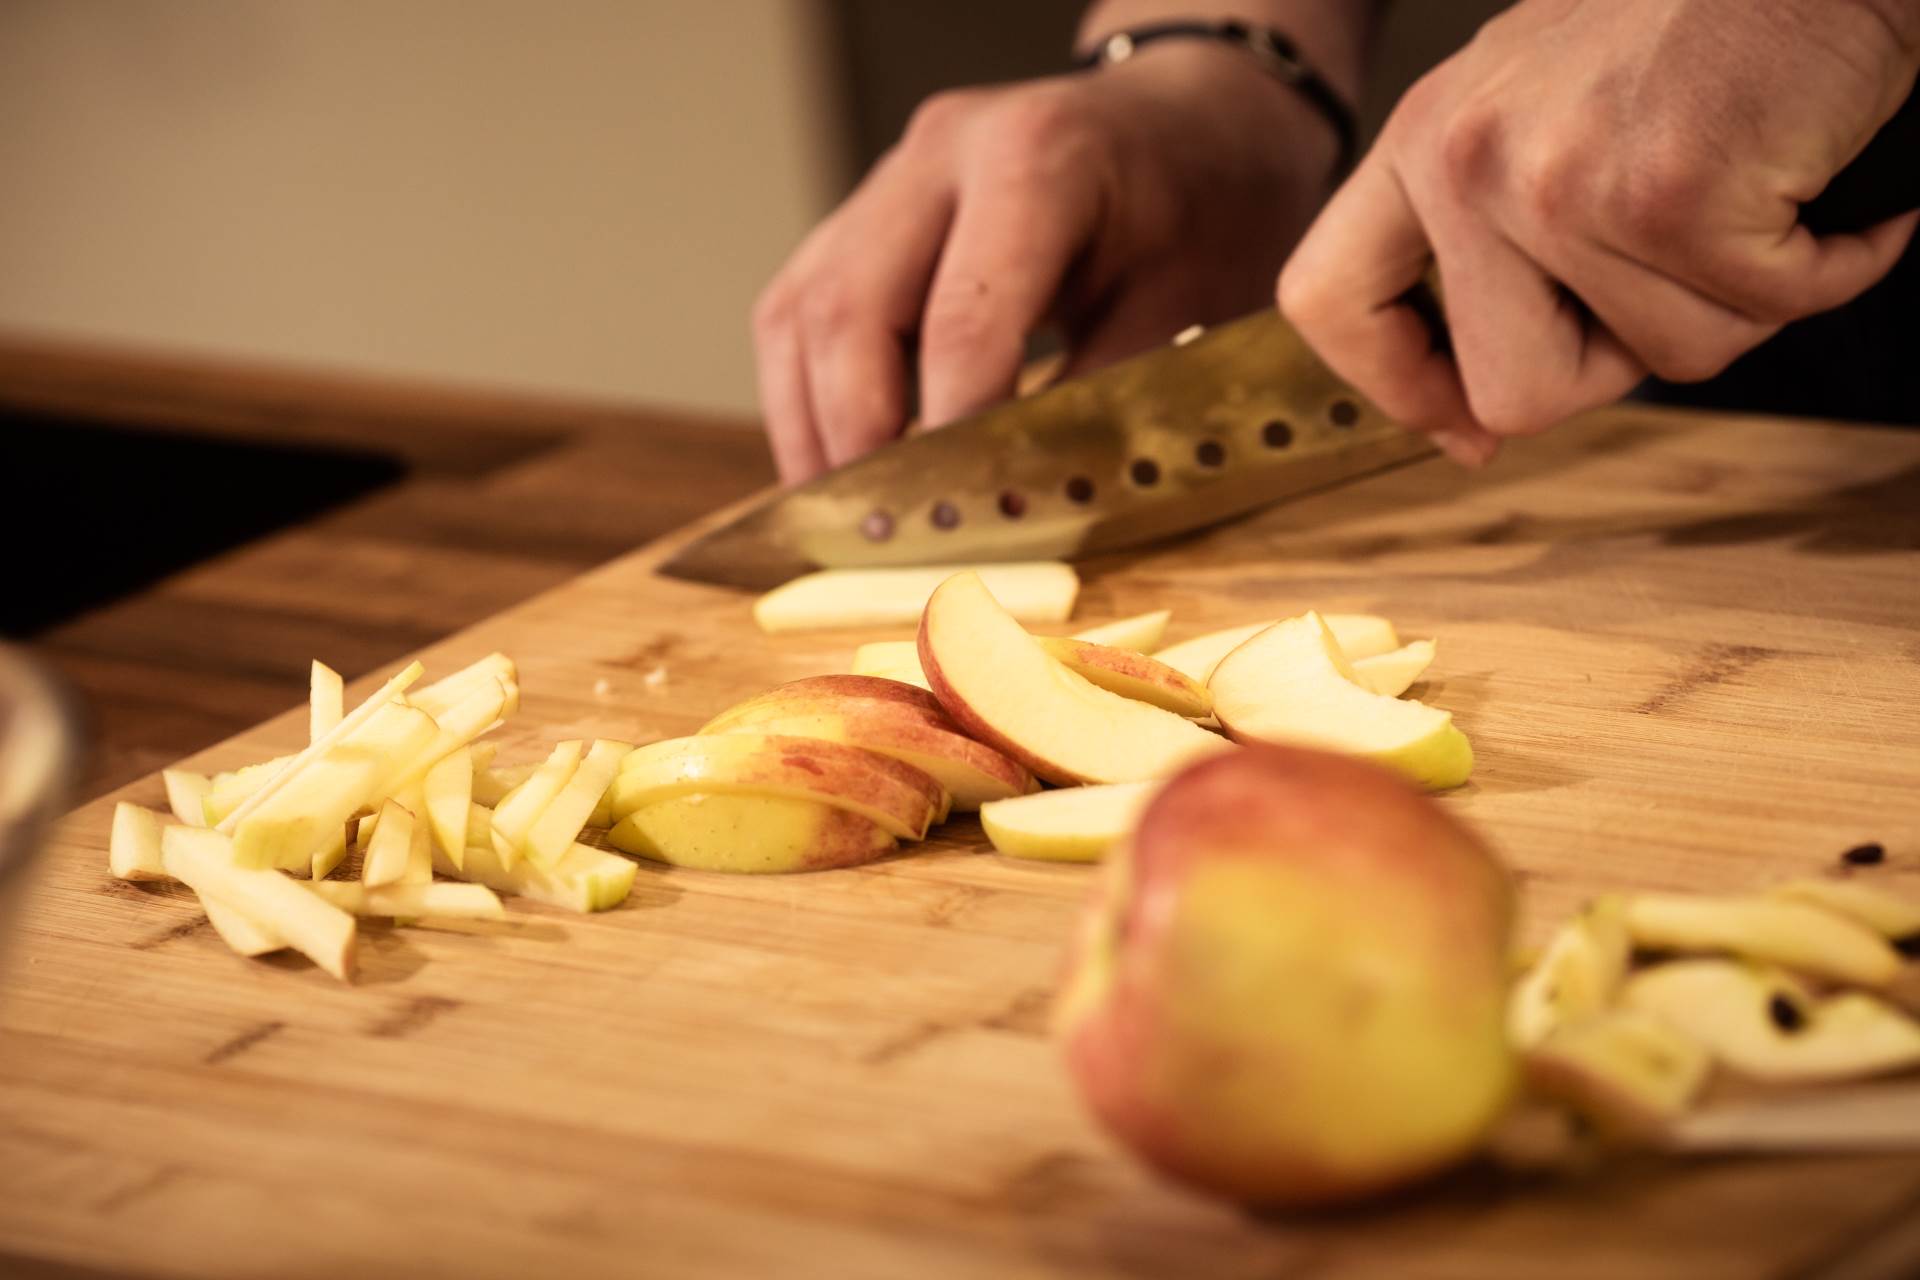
[4,405,1919,1280]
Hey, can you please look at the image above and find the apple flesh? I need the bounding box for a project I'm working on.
[1209,613,1472,791]
[1068,610,1172,653]
[1508,895,1631,1048]
[1033,637,1213,718]
[162,826,356,980]
[919,571,1230,786]
[436,803,635,912]
[1768,879,1920,941]
[852,613,1171,689]
[1524,1008,1713,1137]
[1622,893,1901,987]
[979,781,1160,863]
[1153,614,1400,685]
[754,562,1078,633]
[609,792,897,873]
[1351,640,1437,698]
[1059,744,1515,1207]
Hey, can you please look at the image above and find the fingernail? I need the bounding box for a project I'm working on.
[1431,429,1496,468]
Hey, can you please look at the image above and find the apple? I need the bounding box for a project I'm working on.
[1769,879,1920,940]
[309,880,504,921]
[609,792,898,873]
[411,652,519,722]
[611,733,946,840]
[1153,614,1400,685]
[109,803,167,880]
[1068,610,1172,653]
[362,798,416,889]
[310,659,343,742]
[1058,745,1515,1207]
[423,744,474,869]
[1622,893,1901,987]
[160,769,211,827]
[1351,640,1437,698]
[707,673,952,728]
[755,562,1079,633]
[978,781,1160,862]
[162,826,356,980]
[474,761,536,808]
[520,739,634,869]
[849,642,933,690]
[1508,895,1631,1048]
[1622,959,1920,1083]
[201,755,293,826]
[1524,1008,1713,1137]
[703,682,1032,811]
[436,803,636,912]
[490,739,585,867]
[1033,638,1213,718]
[200,895,288,958]
[1209,613,1473,791]
[919,571,1230,786]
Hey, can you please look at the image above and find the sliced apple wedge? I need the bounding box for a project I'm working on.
[755,562,1078,633]
[707,674,951,730]
[311,828,348,882]
[919,572,1230,786]
[1768,879,1920,941]
[522,739,634,869]
[609,792,897,873]
[309,880,504,921]
[160,769,211,827]
[979,782,1161,862]
[1154,614,1400,685]
[1509,895,1632,1048]
[1209,613,1472,791]
[161,826,356,980]
[1524,1008,1713,1137]
[611,734,945,840]
[1069,610,1173,653]
[703,710,1030,811]
[109,803,167,880]
[1622,893,1902,987]
[849,642,933,690]
[1351,640,1437,698]
[1623,959,1920,1084]
[1033,637,1213,718]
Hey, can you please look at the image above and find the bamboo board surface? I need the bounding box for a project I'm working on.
[4,405,1920,1279]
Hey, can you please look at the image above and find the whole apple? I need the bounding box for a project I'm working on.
[1057,744,1516,1207]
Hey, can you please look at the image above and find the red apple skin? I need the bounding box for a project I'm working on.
[1058,744,1516,1208]
[709,675,949,729]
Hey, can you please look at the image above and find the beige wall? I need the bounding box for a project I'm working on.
[0,1,841,415]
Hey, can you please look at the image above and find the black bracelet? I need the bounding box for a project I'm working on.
[1073,20,1359,175]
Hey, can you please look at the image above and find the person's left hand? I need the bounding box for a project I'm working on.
[1278,0,1920,466]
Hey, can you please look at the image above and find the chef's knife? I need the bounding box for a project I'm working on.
[660,89,1920,592]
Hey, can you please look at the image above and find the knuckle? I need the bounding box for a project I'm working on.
[751,279,796,340]
[797,276,860,341]
[920,284,998,356]
[904,89,977,146]
[1603,148,1708,252]
[1433,103,1501,199]
[976,92,1098,176]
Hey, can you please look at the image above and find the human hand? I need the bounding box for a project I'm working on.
[753,42,1346,483]
[1279,0,1920,466]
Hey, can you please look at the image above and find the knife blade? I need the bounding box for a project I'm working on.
[658,308,1433,591]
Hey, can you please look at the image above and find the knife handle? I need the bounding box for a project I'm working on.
[1801,86,1920,236]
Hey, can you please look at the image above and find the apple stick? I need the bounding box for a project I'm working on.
[217,660,424,834]
[311,827,349,882]
[441,805,634,913]
[161,827,356,981]
[490,741,584,869]
[412,653,518,721]
[310,660,344,742]
[202,756,296,826]
[402,797,433,886]
[377,677,512,803]
[473,761,535,807]
[362,799,415,889]
[109,803,167,880]
[160,770,211,827]
[308,880,504,921]
[521,740,632,869]
[199,891,288,957]
[423,745,474,870]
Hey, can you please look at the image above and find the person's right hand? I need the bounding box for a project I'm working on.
[753,43,1347,484]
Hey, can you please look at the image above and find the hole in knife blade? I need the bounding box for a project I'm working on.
[998,491,1027,519]
[1262,421,1294,449]
[861,510,895,542]
[930,501,960,530]
[1129,458,1161,487]
[1329,400,1359,428]
[1195,440,1226,468]
[1064,477,1096,504]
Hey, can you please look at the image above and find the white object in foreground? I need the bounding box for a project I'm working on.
[755,563,1079,633]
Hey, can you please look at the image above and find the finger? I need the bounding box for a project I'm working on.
[1430,220,1646,435]
[1278,156,1487,442]
[917,165,1100,428]
[1752,210,1920,318]
[752,276,829,484]
[796,150,960,469]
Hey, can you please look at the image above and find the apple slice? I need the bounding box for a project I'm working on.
[1622,893,1902,987]
[233,699,437,871]
[160,770,211,827]
[411,652,519,722]
[702,696,1032,811]
[109,803,167,880]
[311,827,348,882]
[1351,640,1437,698]
[199,892,288,958]
[849,643,934,690]
[979,781,1161,862]
[1508,895,1632,1048]
[310,660,344,742]
[490,740,585,868]
[201,756,295,826]
[380,676,513,801]
[522,739,634,869]
[609,792,897,873]
[755,562,1079,633]
[423,745,474,870]
[708,674,952,729]
[362,799,416,889]
[1769,879,1920,941]
[1524,1008,1713,1137]
[1623,959,1920,1084]
[161,826,356,980]
[309,880,504,921]
[1069,610,1172,653]
[919,571,1231,786]
[611,734,945,840]
[437,804,635,912]
[474,761,536,808]
[1209,613,1472,791]
[1033,637,1212,718]
[1154,614,1400,685]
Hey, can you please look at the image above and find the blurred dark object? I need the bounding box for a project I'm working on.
[0,641,82,968]
[0,419,402,636]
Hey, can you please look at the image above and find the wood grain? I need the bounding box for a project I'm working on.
[5,404,1920,1278]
